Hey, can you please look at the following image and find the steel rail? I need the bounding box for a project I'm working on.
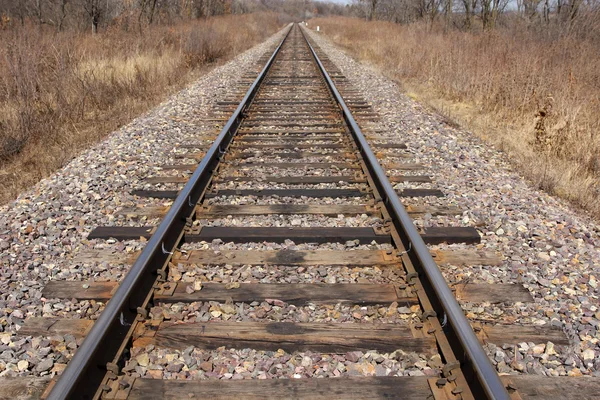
[46,24,293,400]
[300,26,511,400]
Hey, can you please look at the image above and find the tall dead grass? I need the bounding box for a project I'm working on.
[311,17,600,217]
[0,13,285,204]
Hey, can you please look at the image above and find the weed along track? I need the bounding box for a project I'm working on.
[15,24,599,399]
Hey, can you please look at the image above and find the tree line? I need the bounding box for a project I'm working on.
[347,0,599,31]
[4,0,594,37]
[0,0,345,32]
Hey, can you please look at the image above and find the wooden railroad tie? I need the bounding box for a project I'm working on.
[72,248,503,268]
[41,281,533,306]
[130,188,445,199]
[116,203,460,219]
[87,226,481,245]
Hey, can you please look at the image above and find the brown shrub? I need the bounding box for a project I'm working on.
[0,13,284,204]
[311,17,600,217]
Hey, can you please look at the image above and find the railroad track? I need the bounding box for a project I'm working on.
[14,23,598,399]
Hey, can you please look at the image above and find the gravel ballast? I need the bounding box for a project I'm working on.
[1,23,599,384]
[0,28,287,378]
[306,28,600,377]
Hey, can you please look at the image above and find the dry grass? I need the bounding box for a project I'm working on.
[0,13,285,204]
[311,16,600,218]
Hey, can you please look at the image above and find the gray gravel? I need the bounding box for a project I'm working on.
[306,27,600,377]
[0,28,288,378]
[126,346,441,380]
[198,215,382,228]
[169,264,404,285]
[179,240,393,252]
[152,302,419,324]
[213,182,364,190]
[175,239,398,285]
[125,301,437,381]
[2,22,599,383]
[207,195,368,206]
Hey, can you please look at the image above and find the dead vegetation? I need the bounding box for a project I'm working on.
[0,13,284,204]
[311,16,600,217]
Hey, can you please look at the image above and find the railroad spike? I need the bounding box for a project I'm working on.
[106,362,119,375]
[136,307,148,320]
[407,272,419,283]
[442,361,461,377]
[451,386,464,395]
[156,269,167,281]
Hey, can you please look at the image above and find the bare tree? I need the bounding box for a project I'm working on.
[54,0,70,30]
[348,0,370,19]
[138,0,158,26]
[81,0,103,33]
[462,0,477,29]
[29,0,46,25]
[443,0,453,25]
[543,0,550,22]
[415,0,443,23]
[522,0,542,20]
[481,0,509,29]
[566,0,584,23]
[369,0,378,20]
[376,0,418,23]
